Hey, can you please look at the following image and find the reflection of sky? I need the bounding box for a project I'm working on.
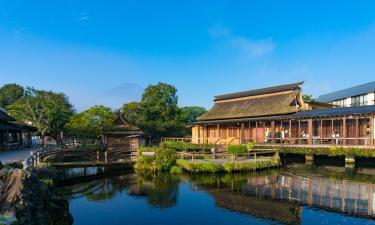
[302,208,375,225]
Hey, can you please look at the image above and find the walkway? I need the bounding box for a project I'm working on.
[0,148,37,163]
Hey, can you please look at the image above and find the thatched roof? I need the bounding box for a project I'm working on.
[103,112,143,136]
[198,88,304,121]
[0,109,15,122]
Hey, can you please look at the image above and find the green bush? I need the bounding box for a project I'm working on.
[160,141,215,151]
[176,159,220,173]
[170,166,183,174]
[280,146,375,158]
[135,146,176,171]
[223,160,279,173]
[227,144,248,154]
[246,142,255,151]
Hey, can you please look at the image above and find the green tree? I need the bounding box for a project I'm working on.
[8,88,74,141]
[65,105,116,139]
[303,94,316,102]
[181,106,207,124]
[121,101,141,125]
[0,83,24,109]
[138,83,186,139]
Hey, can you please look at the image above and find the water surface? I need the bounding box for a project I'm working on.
[57,164,375,225]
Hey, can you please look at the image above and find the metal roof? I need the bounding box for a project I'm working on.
[214,81,304,101]
[317,81,375,103]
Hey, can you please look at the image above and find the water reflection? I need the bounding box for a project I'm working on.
[57,165,375,224]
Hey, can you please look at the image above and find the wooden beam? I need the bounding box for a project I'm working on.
[308,119,313,145]
[371,114,374,146]
[289,120,292,144]
[248,122,251,141]
[271,120,275,144]
[298,119,301,144]
[355,116,359,145]
[331,117,334,145]
[343,117,347,145]
[320,118,323,144]
[255,121,258,144]
[240,122,244,144]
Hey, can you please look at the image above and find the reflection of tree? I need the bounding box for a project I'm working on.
[57,174,133,202]
[131,172,179,208]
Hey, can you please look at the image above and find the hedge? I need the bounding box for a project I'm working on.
[280,146,375,158]
[160,141,215,151]
[135,146,177,171]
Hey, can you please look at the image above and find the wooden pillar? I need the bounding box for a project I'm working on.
[271,120,275,144]
[298,119,301,144]
[217,124,220,139]
[255,121,258,144]
[240,122,244,144]
[248,122,251,141]
[371,114,374,146]
[355,116,359,145]
[308,118,313,145]
[289,120,292,144]
[320,118,323,144]
[343,117,347,145]
[331,117,334,145]
[6,130,9,151]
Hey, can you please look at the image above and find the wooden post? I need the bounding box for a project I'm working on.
[371,114,374,146]
[271,120,275,144]
[197,126,201,144]
[255,121,258,144]
[248,122,251,142]
[240,122,244,143]
[355,116,359,145]
[343,117,347,145]
[289,120,292,144]
[320,118,323,144]
[331,117,334,145]
[308,118,313,145]
[298,119,301,144]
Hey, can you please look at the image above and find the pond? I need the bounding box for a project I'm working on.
[57,164,375,225]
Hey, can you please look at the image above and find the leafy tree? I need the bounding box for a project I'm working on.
[181,106,207,124]
[303,94,316,102]
[137,82,186,139]
[8,88,73,140]
[0,83,24,109]
[121,101,141,125]
[65,105,116,139]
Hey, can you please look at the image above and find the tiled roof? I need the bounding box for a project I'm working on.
[317,81,375,103]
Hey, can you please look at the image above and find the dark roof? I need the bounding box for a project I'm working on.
[214,81,304,101]
[0,109,15,122]
[286,105,375,119]
[198,89,301,121]
[103,111,143,135]
[0,122,37,132]
[317,81,375,103]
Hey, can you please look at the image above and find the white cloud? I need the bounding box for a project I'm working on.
[208,25,275,57]
[79,12,89,21]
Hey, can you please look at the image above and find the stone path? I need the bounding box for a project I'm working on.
[0,148,37,163]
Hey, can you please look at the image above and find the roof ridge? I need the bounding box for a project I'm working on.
[214,81,304,101]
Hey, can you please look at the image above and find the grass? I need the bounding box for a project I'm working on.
[280,146,375,157]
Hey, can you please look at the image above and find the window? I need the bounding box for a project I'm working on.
[332,99,347,107]
[351,94,367,107]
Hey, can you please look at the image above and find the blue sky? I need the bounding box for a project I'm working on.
[1,0,375,111]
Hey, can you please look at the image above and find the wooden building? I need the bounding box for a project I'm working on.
[0,109,36,151]
[103,112,145,151]
[192,82,375,147]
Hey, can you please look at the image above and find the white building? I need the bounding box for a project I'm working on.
[317,81,375,107]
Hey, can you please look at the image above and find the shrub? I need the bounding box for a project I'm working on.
[246,142,255,151]
[223,160,279,173]
[227,144,248,155]
[160,141,215,151]
[176,159,220,173]
[170,166,183,174]
[135,146,176,171]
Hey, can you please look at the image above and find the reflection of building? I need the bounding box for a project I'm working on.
[209,189,301,224]
[318,81,375,107]
[103,112,145,151]
[244,170,375,217]
[192,82,375,146]
[0,109,36,150]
